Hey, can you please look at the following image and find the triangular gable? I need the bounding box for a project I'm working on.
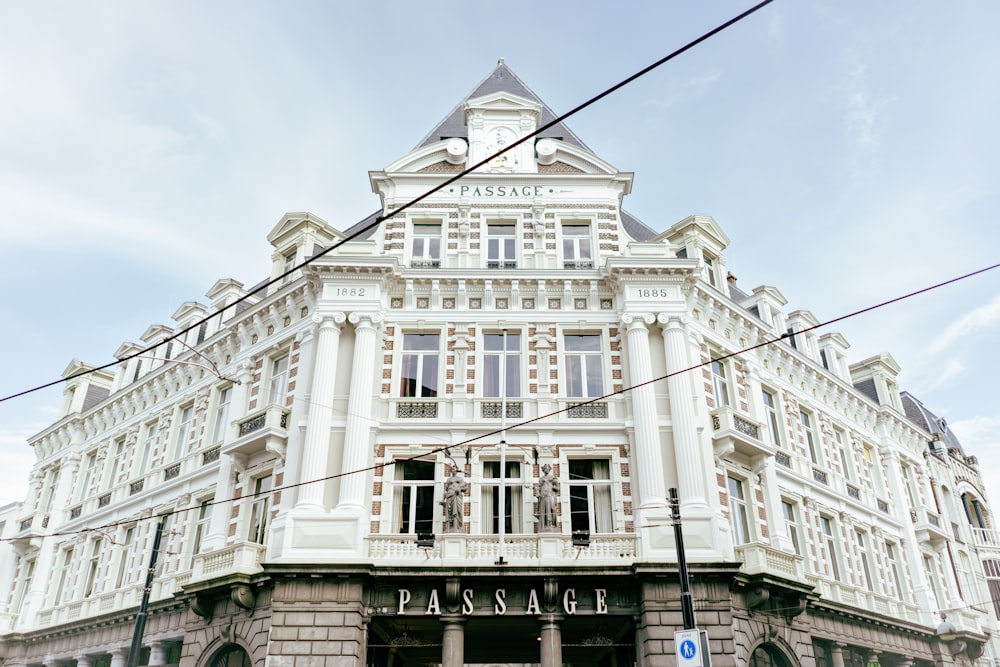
[415,59,589,150]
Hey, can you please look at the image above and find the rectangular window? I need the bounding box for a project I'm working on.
[925,554,944,608]
[834,428,853,481]
[800,410,819,464]
[174,405,194,460]
[481,461,522,534]
[568,459,612,534]
[412,222,441,267]
[561,223,593,269]
[711,358,730,408]
[854,529,873,591]
[984,559,1000,619]
[14,558,36,614]
[212,386,233,443]
[703,253,717,285]
[79,451,98,501]
[886,541,905,599]
[268,355,290,405]
[392,460,435,535]
[864,444,886,497]
[51,546,74,605]
[247,474,273,545]
[192,498,212,555]
[565,334,604,398]
[820,515,840,579]
[400,334,439,398]
[84,538,103,597]
[282,249,296,284]
[483,333,520,398]
[487,223,517,269]
[782,500,800,555]
[762,389,782,446]
[728,476,750,545]
[41,468,60,513]
[138,423,157,474]
[114,527,135,589]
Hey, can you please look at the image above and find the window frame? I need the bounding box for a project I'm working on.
[211,385,233,444]
[173,403,194,461]
[486,221,518,269]
[482,332,521,399]
[267,353,290,406]
[799,409,819,465]
[781,499,801,555]
[560,221,594,269]
[711,356,731,408]
[761,387,782,447]
[390,459,437,535]
[246,473,274,545]
[819,514,841,580]
[411,220,443,267]
[727,475,751,546]
[479,458,525,534]
[563,333,606,399]
[566,457,614,534]
[853,528,874,591]
[399,333,441,398]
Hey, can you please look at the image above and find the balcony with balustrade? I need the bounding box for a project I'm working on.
[365,533,638,566]
[223,403,290,467]
[710,406,769,462]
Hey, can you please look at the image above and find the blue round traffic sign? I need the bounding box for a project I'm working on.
[680,639,697,659]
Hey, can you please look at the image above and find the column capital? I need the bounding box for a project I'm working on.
[656,312,691,328]
[620,312,655,329]
[348,311,385,328]
[312,311,347,327]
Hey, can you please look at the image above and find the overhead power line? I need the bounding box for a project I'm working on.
[6,259,997,544]
[0,0,776,405]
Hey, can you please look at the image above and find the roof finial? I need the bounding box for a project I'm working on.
[498,57,505,66]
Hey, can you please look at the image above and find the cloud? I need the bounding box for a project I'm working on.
[647,69,724,111]
[927,293,1000,355]
[0,426,44,505]
[911,357,967,394]
[843,62,890,150]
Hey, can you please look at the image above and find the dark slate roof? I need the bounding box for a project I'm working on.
[620,209,657,241]
[82,385,109,412]
[416,60,590,151]
[900,391,965,454]
[853,378,879,404]
[341,209,382,241]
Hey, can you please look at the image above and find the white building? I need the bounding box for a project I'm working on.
[1,61,998,667]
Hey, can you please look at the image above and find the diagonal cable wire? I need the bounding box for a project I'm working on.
[0,0,776,405]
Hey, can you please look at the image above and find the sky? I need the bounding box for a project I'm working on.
[1,1,998,508]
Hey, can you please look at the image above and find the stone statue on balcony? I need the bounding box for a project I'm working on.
[441,465,467,533]
[536,463,560,532]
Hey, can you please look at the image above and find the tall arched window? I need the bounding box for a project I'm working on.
[750,644,792,667]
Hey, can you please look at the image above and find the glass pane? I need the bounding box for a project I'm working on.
[400,355,417,397]
[420,355,438,397]
[414,485,434,534]
[569,485,589,532]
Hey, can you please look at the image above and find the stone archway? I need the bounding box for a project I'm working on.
[749,642,795,667]
[205,644,252,667]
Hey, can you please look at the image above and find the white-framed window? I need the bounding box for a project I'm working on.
[247,474,273,545]
[703,251,718,286]
[192,498,213,555]
[564,334,604,398]
[400,333,440,398]
[412,222,442,267]
[282,248,297,284]
[211,385,233,444]
[392,459,436,535]
[925,553,945,608]
[50,545,75,605]
[864,444,886,497]
[114,526,136,589]
[79,450,98,501]
[481,460,523,534]
[486,222,517,269]
[41,468,60,513]
[761,388,782,446]
[800,409,819,465]
[957,550,975,601]
[711,357,731,408]
[483,332,520,398]
[83,537,103,597]
[561,222,593,269]
[781,499,801,555]
[834,427,853,482]
[983,559,1000,619]
[885,540,905,599]
[13,557,36,614]
[568,458,613,534]
[173,404,194,460]
[267,354,290,405]
[820,515,841,579]
[137,422,158,475]
[854,528,873,591]
[728,476,750,545]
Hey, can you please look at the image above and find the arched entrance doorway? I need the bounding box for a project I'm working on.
[749,643,792,667]
[206,644,252,667]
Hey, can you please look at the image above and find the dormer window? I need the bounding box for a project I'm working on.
[412,222,441,268]
[561,222,593,269]
[487,223,517,269]
[282,249,296,284]
[703,253,718,286]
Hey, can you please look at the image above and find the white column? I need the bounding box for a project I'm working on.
[295,312,346,512]
[621,313,666,510]
[109,648,127,667]
[658,314,708,511]
[148,641,166,666]
[75,655,93,667]
[337,312,384,511]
